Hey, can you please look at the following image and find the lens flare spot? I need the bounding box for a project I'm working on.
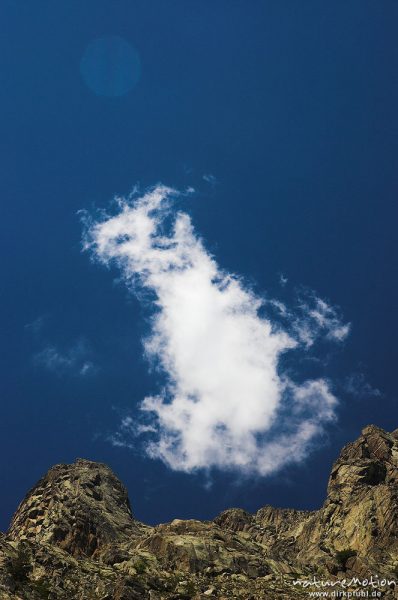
[80,36,141,97]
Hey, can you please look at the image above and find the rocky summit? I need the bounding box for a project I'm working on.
[1,425,398,599]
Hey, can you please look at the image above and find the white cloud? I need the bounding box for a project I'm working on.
[303,297,351,343]
[84,185,349,475]
[202,174,218,185]
[344,372,382,399]
[279,273,288,287]
[33,339,96,377]
[273,294,350,349]
[25,315,47,335]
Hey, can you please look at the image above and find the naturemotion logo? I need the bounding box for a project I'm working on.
[291,575,396,598]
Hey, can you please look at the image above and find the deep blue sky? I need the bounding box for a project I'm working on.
[1,1,397,530]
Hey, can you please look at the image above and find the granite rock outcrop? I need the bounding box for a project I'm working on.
[1,425,397,599]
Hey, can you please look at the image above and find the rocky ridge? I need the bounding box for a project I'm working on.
[1,425,398,599]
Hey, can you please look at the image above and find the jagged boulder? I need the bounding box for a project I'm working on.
[7,458,146,558]
[137,518,273,577]
[293,425,398,575]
